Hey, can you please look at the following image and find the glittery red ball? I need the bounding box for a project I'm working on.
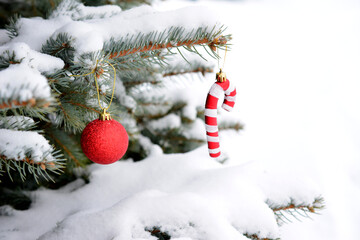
[81,119,129,164]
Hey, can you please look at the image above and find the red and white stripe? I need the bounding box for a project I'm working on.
[205,79,236,158]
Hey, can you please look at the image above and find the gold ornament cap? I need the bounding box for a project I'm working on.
[216,68,227,82]
[99,109,112,121]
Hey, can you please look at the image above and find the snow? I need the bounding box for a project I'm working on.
[182,105,197,120]
[182,119,206,140]
[0,116,35,130]
[137,135,163,156]
[0,42,63,104]
[0,148,320,240]
[50,0,122,19]
[0,30,9,45]
[0,42,64,73]
[194,0,360,239]
[148,113,182,131]
[1,0,360,239]
[163,73,212,111]
[7,3,220,56]
[0,129,55,162]
[11,16,72,51]
[0,63,53,103]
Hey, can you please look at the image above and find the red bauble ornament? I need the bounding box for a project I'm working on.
[81,119,128,164]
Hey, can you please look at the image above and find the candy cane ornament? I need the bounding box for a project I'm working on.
[205,69,236,158]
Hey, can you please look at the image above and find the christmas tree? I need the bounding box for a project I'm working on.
[0,0,235,181]
[0,0,323,239]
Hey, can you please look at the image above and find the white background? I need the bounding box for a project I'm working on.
[161,0,360,239]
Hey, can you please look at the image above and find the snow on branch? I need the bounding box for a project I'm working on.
[41,33,75,64]
[268,196,325,225]
[0,129,64,182]
[0,42,64,112]
[0,64,53,110]
[0,42,64,72]
[0,116,36,131]
[106,33,228,60]
[242,196,325,240]
[0,1,230,132]
[49,0,122,21]
[6,2,229,57]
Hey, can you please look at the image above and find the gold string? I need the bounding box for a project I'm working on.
[95,60,116,111]
[70,60,98,78]
[70,59,116,112]
[217,46,228,70]
[223,45,227,69]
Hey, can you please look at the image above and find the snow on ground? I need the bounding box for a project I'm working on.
[0,147,321,240]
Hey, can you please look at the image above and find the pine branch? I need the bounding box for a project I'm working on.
[0,50,22,70]
[0,2,234,164]
[0,99,35,109]
[45,127,90,169]
[41,33,75,63]
[0,99,51,110]
[43,26,230,134]
[107,35,229,60]
[0,154,65,184]
[268,196,325,225]
[48,134,81,167]
[49,0,82,19]
[55,99,98,133]
[102,26,230,74]
[0,64,56,120]
[68,101,101,114]
[49,68,111,133]
[163,67,213,77]
[5,14,21,39]
[0,116,37,131]
[0,99,53,122]
[50,0,121,20]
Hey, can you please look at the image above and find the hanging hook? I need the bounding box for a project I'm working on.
[70,59,117,121]
[216,46,228,82]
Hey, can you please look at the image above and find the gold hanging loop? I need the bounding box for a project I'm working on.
[94,60,116,120]
[216,46,228,82]
[70,59,117,121]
